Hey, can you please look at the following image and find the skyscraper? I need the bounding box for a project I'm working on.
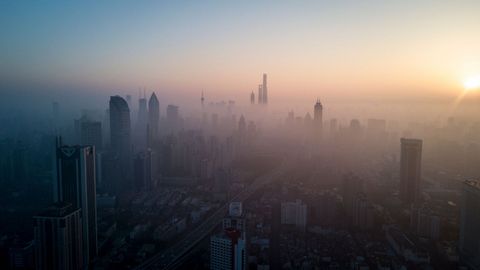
[109,96,131,155]
[342,173,363,219]
[211,202,246,270]
[136,95,148,150]
[34,202,83,270]
[257,85,263,104]
[54,144,97,265]
[262,73,268,104]
[148,92,160,143]
[166,105,179,121]
[400,138,423,204]
[459,180,480,269]
[314,99,323,138]
[80,121,102,151]
[133,150,155,191]
[250,91,255,104]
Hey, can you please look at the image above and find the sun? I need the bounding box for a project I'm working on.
[463,75,480,90]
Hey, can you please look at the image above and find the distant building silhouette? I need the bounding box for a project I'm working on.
[80,121,102,151]
[262,73,268,104]
[460,180,480,268]
[314,100,323,138]
[133,149,156,191]
[281,199,307,231]
[400,138,422,204]
[109,96,131,155]
[54,144,97,265]
[34,202,83,270]
[342,173,363,220]
[136,94,148,150]
[250,91,255,104]
[148,92,160,143]
[257,85,263,104]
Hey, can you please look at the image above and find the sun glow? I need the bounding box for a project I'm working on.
[463,76,480,90]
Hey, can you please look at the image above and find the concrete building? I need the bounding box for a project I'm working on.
[460,180,480,269]
[54,144,97,264]
[281,199,307,231]
[33,203,83,270]
[400,138,423,204]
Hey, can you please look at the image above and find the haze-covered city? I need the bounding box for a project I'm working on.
[1,1,480,270]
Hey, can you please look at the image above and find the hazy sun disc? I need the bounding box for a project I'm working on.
[463,76,480,90]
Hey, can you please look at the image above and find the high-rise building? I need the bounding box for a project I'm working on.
[400,138,423,204]
[80,121,102,151]
[33,202,83,270]
[148,92,159,143]
[257,85,263,104]
[109,96,131,155]
[410,204,440,240]
[281,199,307,231]
[353,193,374,230]
[54,144,97,264]
[133,150,156,191]
[314,100,323,138]
[211,202,246,270]
[459,180,480,269]
[250,91,255,104]
[210,229,246,270]
[238,115,246,135]
[136,95,148,150]
[342,173,363,219]
[166,105,179,121]
[262,73,268,104]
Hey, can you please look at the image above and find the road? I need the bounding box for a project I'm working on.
[134,163,288,270]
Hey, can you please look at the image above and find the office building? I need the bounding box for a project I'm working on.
[459,180,480,269]
[400,138,423,204]
[262,73,268,104]
[314,100,323,138]
[148,92,160,142]
[257,85,263,104]
[353,193,374,230]
[33,202,83,270]
[80,121,102,151]
[109,96,131,155]
[54,144,97,264]
[281,199,307,231]
[342,173,363,219]
[211,202,246,270]
[133,149,156,191]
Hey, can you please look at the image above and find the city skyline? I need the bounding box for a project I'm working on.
[2,2,480,270]
[1,1,480,107]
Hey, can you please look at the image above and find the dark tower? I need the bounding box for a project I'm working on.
[250,91,255,104]
[314,99,323,138]
[400,138,422,204]
[262,73,268,104]
[257,85,263,104]
[109,96,131,155]
[148,92,160,142]
[54,144,97,265]
[34,203,83,270]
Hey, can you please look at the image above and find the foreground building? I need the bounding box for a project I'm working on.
[34,203,83,270]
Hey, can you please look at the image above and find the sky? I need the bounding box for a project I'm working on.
[1,0,480,108]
